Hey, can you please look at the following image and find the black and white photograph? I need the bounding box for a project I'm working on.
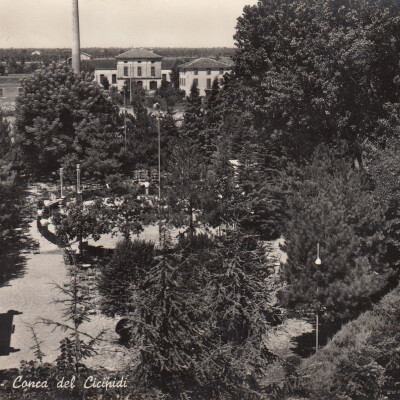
[0,0,400,398]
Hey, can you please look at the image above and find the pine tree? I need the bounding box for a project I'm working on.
[182,82,206,153]
[41,264,105,389]
[280,149,393,325]
[101,76,110,91]
[128,249,202,397]
[202,77,222,158]
[98,239,155,317]
[195,230,279,399]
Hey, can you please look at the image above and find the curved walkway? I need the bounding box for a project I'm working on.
[0,219,129,370]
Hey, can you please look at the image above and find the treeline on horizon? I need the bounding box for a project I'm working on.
[0,47,235,74]
[0,47,235,62]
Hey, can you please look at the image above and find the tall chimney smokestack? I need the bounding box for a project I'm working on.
[72,0,81,74]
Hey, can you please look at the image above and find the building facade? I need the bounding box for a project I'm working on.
[115,48,162,92]
[178,58,231,96]
[91,59,118,88]
[0,74,29,105]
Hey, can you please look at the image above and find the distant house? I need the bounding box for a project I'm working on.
[178,58,231,96]
[0,74,30,105]
[80,52,92,60]
[31,50,41,56]
[67,52,93,65]
[115,48,163,92]
[90,59,118,88]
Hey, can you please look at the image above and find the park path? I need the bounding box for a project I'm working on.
[0,218,129,371]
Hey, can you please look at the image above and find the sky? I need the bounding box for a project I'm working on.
[0,0,257,48]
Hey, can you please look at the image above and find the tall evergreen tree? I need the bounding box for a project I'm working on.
[280,148,394,325]
[182,82,206,153]
[98,239,155,317]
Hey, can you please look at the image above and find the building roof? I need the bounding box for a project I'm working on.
[116,48,162,60]
[218,56,235,67]
[86,59,118,70]
[161,58,179,70]
[178,58,231,70]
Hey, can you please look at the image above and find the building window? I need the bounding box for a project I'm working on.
[183,69,186,74]
[151,67,155,77]
[151,60,155,64]
[138,67,142,76]
[100,74,105,83]
[150,81,157,90]
[138,61,142,63]
[123,67,128,76]
[137,81,143,88]
[194,69,198,75]
[207,68,211,75]
[124,60,128,63]
[0,88,3,97]
[219,68,224,75]
[162,74,167,81]
[207,79,211,89]
[193,78,198,87]
[112,74,117,84]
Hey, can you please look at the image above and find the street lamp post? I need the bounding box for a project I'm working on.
[59,168,64,198]
[153,103,162,247]
[157,117,161,201]
[315,242,321,354]
[123,87,127,151]
[76,164,81,194]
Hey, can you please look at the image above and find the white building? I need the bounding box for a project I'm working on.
[178,58,231,96]
[115,48,162,92]
[91,59,119,88]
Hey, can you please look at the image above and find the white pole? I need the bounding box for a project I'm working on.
[76,164,81,194]
[72,0,81,74]
[316,312,319,354]
[158,117,161,200]
[60,168,64,198]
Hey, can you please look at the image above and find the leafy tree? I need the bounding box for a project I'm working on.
[15,63,120,178]
[165,138,206,236]
[230,0,400,164]
[105,193,155,240]
[279,148,394,325]
[53,198,110,254]
[365,138,400,271]
[61,115,124,183]
[0,111,12,158]
[154,79,185,109]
